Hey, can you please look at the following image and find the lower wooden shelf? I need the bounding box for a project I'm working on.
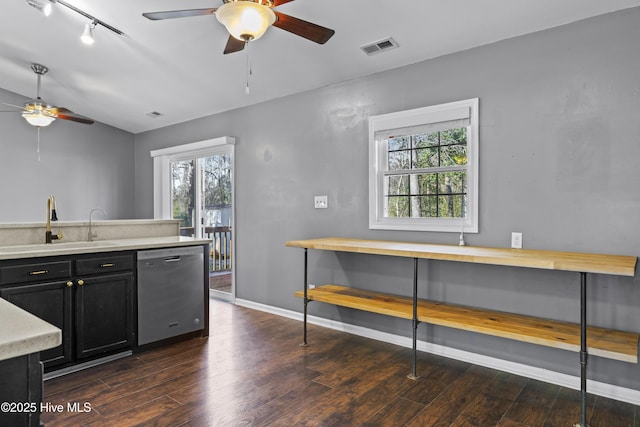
[295,284,639,363]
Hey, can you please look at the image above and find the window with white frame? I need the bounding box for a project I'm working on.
[151,136,235,230]
[369,98,479,233]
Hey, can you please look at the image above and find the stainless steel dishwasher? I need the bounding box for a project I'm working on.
[137,246,204,345]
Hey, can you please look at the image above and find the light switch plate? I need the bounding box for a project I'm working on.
[314,195,328,209]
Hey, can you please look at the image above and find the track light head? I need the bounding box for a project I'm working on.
[81,21,96,45]
[26,0,54,16]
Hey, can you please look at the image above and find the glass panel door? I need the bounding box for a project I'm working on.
[200,154,233,295]
[171,159,195,236]
[169,150,234,298]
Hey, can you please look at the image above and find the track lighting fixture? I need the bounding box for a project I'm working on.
[25,0,124,39]
[26,0,54,17]
[81,21,96,45]
[58,0,124,38]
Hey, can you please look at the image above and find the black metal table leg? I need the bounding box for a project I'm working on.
[574,272,589,427]
[408,257,420,380]
[300,248,309,347]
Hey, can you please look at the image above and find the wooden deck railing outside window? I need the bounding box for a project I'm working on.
[180,226,232,272]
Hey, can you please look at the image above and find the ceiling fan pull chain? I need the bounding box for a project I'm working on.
[37,127,41,162]
[245,41,251,95]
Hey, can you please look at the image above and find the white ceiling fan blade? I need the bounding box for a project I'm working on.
[1,102,25,110]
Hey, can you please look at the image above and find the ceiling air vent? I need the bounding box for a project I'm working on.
[360,37,399,56]
[145,111,163,118]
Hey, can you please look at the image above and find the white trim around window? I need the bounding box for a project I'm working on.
[369,99,479,233]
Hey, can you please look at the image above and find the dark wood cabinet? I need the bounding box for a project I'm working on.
[0,252,135,371]
[0,353,43,427]
[0,259,71,286]
[0,280,72,368]
[75,271,133,359]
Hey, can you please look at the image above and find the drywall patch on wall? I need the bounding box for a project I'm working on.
[555,117,610,192]
[328,105,371,131]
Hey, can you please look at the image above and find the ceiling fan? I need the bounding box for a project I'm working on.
[1,63,94,127]
[142,0,335,54]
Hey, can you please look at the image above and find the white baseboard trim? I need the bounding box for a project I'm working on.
[235,298,640,406]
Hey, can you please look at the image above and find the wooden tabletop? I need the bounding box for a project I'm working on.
[286,238,637,277]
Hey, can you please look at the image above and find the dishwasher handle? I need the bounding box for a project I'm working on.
[163,256,181,263]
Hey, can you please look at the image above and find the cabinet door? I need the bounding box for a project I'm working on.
[0,354,43,427]
[75,272,133,359]
[0,281,72,368]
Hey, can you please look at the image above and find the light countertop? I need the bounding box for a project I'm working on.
[0,219,179,229]
[0,298,61,362]
[0,235,209,360]
[0,236,211,260]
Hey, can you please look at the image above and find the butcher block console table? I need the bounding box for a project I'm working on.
[286,237,638,427]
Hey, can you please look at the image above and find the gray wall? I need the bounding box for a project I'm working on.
[134,9,640,390]
[0,88,135,222]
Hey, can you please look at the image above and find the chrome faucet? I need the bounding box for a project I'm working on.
[45,195,62,244]
[88,207,107,241]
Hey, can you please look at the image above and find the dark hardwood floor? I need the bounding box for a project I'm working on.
[210,272,232,293]
[43,299,639,426]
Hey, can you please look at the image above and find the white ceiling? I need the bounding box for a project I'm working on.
[1,0,639,134]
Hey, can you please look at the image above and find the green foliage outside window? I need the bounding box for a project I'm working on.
[171,154,232,230]
[385,128,467,219]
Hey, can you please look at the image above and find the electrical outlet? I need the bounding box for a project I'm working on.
[511,232,523,249]
[308,284,316,289]
[314,195,328,209]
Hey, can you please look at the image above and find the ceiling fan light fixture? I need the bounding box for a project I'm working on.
[216,1,276,42]
[22,109,55,127]
[26,0,54,17]
[81,21,96,45]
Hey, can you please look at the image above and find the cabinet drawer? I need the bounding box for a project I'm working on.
[0,261,72,286]
[76,254,134,276]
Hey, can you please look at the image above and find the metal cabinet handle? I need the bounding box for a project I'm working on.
[100,263,115,268]
[29,270,48,276]
[77,279,85,286]
[66,281,73,287]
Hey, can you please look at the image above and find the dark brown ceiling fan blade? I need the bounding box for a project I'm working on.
[271,0,296,6]
[143,8,217,21]
[224,36,246,55]
[55,108,94,125]
[57,114,94,125]
[272,11,335,44]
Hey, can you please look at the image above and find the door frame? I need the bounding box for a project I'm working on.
[151,136,236,301]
